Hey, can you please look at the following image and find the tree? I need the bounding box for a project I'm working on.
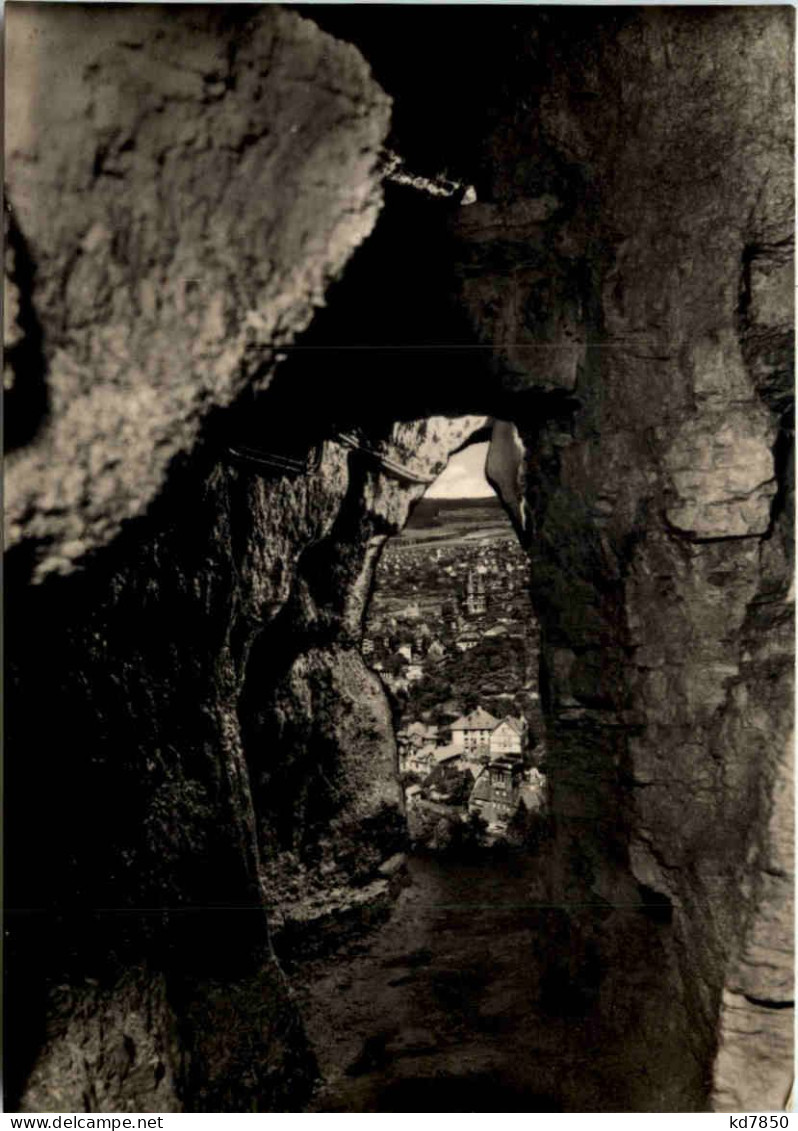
[506,799,549,852]
[425,763,474,806]
[463,690,480,714]
[383,653,408,677]
[463,809,488,848]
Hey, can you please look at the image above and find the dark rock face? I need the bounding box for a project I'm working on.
[5,4,793,1114]
[5,3,390,580]
[445,7,794,1110]
[4,4,396,1113]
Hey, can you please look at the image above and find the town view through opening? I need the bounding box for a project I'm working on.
[364,437,547,850]
[289,435,696,1113]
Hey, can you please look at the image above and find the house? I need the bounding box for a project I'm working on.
[468,759,527,831]
[490,716,525,758]
[461,742,492,779]
[404,744,436,776]
[413,721,438,744]
[427,748,474,803]
[433,743,462,769]
[398,721,438,754]
[450,707,500,752]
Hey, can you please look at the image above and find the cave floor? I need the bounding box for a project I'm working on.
[293,853,707,1113]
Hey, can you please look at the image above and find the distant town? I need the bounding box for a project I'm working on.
[363,496,547,845]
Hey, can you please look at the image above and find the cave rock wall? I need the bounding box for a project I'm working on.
[5,5,435,1112]
[450,8,794,1110]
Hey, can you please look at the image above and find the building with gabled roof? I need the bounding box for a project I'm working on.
[450,707,500,752]
[490,715,525,757]
[433,743,462,767]
[397,721,438,752]
[399,741,436,777]
[461,742,492,779]
[468,758,524,830]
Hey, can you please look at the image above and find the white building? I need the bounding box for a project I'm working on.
[450,708,500,752]
[464,570,487,616]
[490,716,525,757]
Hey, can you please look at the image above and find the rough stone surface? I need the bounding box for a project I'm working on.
[237,415,486,932]
[448,7,793,1110]
[19,973,183,1115]
[5,3,389,581]
[4,4,395,1113]
[5,3,793,1114]
[7,407,482,1109]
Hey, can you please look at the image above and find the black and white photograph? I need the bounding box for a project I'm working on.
[4,1,794,1115]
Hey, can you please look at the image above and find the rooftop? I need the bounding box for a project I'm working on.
[450,707,500,731]
[470,775,496,804]
[404,721,437,737]
[434,744,462,764]
[494,715,525,736]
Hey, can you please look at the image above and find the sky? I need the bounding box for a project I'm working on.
[425,441,495,499]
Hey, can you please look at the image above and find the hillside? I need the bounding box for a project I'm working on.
[401,495,513,545]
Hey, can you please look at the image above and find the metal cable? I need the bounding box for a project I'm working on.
[337,432,436,485]
[227,433,435,486]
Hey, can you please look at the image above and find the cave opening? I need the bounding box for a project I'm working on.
[362,431,548,846]
[4,151,713,1119]
[242,414,692,1114]
[218,155,704,1109]
[220,345,693,1112]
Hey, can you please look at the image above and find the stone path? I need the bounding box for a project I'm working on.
[291,852,707,1112]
